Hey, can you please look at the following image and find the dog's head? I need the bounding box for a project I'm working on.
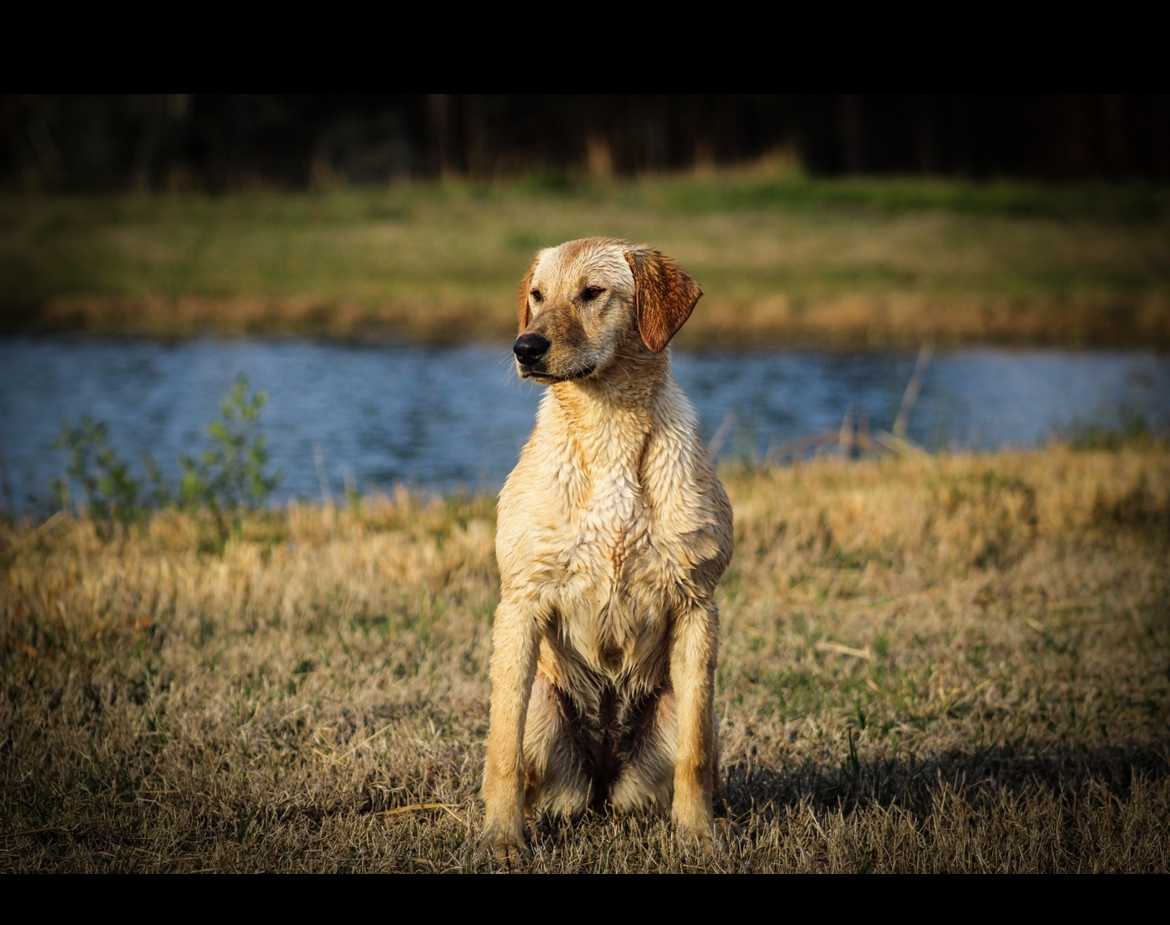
[513,237,702,384]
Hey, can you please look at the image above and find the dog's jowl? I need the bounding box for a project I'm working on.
[482,238,734,861]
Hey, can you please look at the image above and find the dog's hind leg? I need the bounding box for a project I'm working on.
[523,676,591,821]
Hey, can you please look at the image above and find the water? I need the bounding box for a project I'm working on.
[1,337,1167,509]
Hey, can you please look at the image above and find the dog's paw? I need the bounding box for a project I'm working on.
[673,814,719,855]
[480,823,532,868]
[672,796,718,849]
[677,824,716,850]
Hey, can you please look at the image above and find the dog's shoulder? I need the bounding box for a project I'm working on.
[641,378,734,584]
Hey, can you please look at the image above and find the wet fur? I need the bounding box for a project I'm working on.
[482,238,734,860]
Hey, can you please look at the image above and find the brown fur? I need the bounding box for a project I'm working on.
[482,238,734,862]
[624,247,703,352]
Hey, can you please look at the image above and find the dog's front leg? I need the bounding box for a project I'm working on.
[482,595,540,863]
[669,598,719,845]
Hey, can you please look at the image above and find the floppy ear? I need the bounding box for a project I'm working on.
[624,246,703,352]
[517,258,537,333]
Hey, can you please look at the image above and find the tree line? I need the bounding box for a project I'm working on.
[4,94,1168,192]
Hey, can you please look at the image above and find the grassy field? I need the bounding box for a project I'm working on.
[2,174,1169,348]
[2,442,1167,872]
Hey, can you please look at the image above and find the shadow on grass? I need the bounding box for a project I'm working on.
[722,740,1170,819]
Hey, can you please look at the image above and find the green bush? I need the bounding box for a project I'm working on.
[178,376,279,514]
[53,418,150,526]
[54,375,279,542]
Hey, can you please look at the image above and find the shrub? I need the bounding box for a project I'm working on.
[53,375,279,543]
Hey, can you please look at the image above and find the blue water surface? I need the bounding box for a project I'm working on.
[1,337,1167,509]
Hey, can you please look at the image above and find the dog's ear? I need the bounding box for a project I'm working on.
[624,246,703,352]
[517,257,538,333]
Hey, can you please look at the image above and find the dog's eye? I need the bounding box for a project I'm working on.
[582,287,605,301]
[531,289,543,303]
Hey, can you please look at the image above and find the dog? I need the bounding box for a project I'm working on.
[481,237,734,861]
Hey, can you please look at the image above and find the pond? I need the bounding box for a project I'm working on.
[1,337,1167,509]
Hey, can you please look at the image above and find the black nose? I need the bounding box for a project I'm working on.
[513,333,551,365]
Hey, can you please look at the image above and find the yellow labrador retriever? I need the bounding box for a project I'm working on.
[482,237,734,861]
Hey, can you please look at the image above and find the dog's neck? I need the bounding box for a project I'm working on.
[551,345,669,414]
[548,346,671,477]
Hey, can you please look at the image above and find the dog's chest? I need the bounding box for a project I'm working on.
[500,382,725,680]
[544,464,687,674]
[564,473,650,582]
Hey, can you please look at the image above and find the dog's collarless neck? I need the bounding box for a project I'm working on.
[550,349,671,410]
[543,371,669,487]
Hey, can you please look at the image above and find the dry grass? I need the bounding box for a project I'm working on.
[2,444,1168,872]
[2,178,1169,347]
